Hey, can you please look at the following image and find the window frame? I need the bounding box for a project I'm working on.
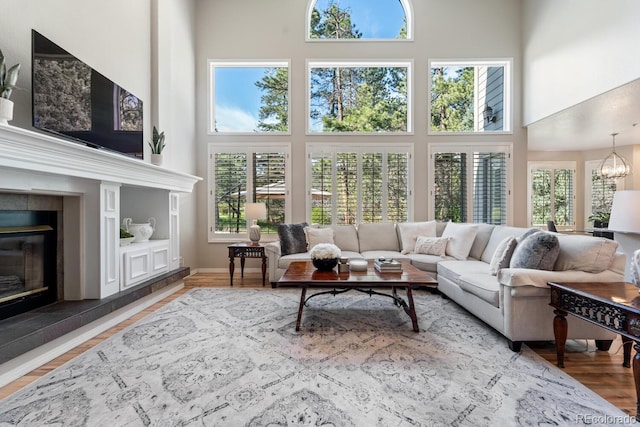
[527,161,576,229]
[584,160,624,225]
[207,60,291,135]
[427,58,513,135]
[306,59,413,135]
[305,0,414,42]
[305,142,414,225]
[428,142,513,224]
[207,142,291,242]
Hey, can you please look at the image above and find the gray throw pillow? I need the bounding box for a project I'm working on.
[278,222,309,255]
[509,231,559,271]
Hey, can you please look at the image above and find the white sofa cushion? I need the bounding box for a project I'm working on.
[497,267,625,288]
[469,223,496,260]
[553,234,619,273]
[304,226,334,250]
[396,221,437,254]
[457,274,501,308]
[480,226,533,263]
[358,223,400,252]
[437,260,490,283]
[441,222,478,260]
[331,224,360,252]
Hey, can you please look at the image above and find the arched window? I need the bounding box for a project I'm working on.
[306,0,412,41]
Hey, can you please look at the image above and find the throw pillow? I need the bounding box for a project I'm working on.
[277,222,309,256]
[441,222,478,260]
[397,221,437,254]
[489,236,517,275]
[414,236,448,257]
[509,231,559,271]
[304,226,334,250]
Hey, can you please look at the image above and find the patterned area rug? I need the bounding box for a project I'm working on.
[0,288,633,426]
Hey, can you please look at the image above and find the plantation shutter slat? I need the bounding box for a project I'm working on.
[473,152,507,225]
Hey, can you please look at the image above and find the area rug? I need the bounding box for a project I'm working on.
[0,288,633,426]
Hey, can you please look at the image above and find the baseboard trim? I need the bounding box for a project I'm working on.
[0,281,184,390]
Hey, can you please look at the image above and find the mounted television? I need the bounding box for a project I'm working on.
[31,30,143,158]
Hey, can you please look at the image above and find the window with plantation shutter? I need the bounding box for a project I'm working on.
[429,144,511,224]
[307,144,412,225]
[209,143,290,241]
[528,162,575,228]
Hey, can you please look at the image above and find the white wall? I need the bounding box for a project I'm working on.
[522,0,640,125]
[0,0,200,269]
[194,0,527,270]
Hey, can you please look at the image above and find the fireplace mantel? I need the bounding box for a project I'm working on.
[0,124,200,192]
[0,123,201,304]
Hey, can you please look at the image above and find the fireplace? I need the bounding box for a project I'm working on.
[0,200,61,321]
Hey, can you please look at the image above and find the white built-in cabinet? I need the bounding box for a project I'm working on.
[100,185,181,296]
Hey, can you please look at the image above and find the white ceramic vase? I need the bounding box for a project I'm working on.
[151,153,163,166]
[122,217,156,242]
[0,98,14,125]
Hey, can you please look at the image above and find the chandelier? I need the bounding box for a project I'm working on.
[598,133,630,179]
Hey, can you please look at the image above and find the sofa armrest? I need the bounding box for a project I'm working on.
[264,241,281,257]
[497,268,624,288]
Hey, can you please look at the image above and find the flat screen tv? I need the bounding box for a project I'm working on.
[31,30,143,158]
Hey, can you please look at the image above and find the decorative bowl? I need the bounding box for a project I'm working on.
[349,259,368,271]
[312,257,338,271]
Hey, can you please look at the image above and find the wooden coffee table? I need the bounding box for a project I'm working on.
[277,260,437,332]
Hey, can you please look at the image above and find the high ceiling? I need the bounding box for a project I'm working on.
[526,78,640,152]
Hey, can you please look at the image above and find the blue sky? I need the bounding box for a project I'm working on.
[214,0,406,132]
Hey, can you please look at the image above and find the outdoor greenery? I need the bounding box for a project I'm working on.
[256,2,408,133]
[431,67,474,132]
[531,168,574,227]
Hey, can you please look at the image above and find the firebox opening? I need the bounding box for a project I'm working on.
[0,211,58,321]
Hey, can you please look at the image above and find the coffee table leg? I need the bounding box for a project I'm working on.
[553,309,568,368]
[406,288,419,333]
[296,287,307,332]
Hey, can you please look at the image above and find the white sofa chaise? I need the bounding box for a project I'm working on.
[265,222,623,351]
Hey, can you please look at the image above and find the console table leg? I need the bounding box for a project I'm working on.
[634,343,640,417]
[229,256,235,287]
[623,335,633,368]
[553,309,568,368]
[296,287,307,332]
[261,256,267,287]
[240,257,246,278]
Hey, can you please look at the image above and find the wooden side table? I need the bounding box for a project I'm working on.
[548,281,640,415]
[228,242,267,286]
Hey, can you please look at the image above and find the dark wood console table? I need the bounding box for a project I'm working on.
[548,281,639,415]
[228,242,267,286]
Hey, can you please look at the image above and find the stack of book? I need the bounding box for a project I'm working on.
[374,258,403,272]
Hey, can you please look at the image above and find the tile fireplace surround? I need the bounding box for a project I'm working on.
[0,124,201,374]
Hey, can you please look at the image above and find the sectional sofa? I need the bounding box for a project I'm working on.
[265,221,623,351]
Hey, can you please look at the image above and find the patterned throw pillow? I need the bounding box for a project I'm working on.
[509,231,559,271]
[277,222,309,256]
[414,236,448,257]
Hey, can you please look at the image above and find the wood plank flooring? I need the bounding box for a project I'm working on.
[0,272,636,417]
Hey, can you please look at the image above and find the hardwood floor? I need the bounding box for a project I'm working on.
[0,272,636,417]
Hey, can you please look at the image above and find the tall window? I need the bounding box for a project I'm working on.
[429,144,511,224]
[208,61,290,134]
[208,144,290,241]
[307,144,412,224]
[307,0,412,41]
[429,60,511,133]
[528,162,575,228]
[307,61,411,133]
[585,160,622,224]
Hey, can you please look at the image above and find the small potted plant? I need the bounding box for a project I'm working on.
[120,228,135,246]
[0,48,21,125]
[309,243,341,271]
[149,125,165,166]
